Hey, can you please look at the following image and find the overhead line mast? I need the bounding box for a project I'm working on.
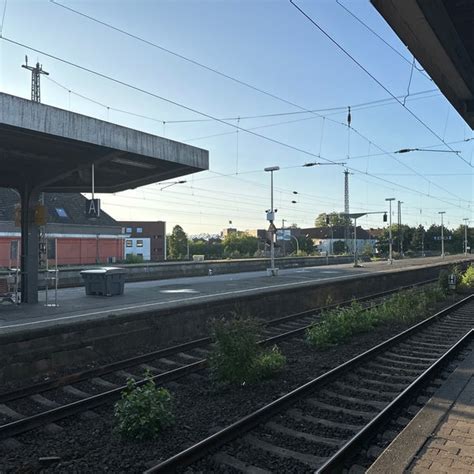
[22,55,49,268]
[21,55,49,103]
[344,107,352,251]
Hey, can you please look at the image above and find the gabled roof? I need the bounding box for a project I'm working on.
[0,188,118,227]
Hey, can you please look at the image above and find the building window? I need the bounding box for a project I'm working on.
[126,240,132,248]
[137,253,143,258]
[136,227,143,233]
[55,207,68,218]
[126,227,132,233]
[136,240,143,247]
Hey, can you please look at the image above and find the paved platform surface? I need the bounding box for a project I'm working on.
[0,255,470,335]
[367,339,474,474]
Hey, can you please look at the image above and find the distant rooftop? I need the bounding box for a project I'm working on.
[0,188,117,227]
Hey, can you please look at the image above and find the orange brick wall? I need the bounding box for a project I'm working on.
[0,236,124,267]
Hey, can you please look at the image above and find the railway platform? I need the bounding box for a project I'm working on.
[0,255,471,334]
[0,255,471,385]
[367,342,474,473]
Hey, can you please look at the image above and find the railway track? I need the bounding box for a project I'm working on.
[0,281,435,442]
[145,294,474,473]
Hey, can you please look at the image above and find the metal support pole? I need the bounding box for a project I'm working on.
[439,211,445,258]
[270,171,275,273]
[91,163,95,200]
[45,245,49,307]
[330,225,334,255]
[353,218,358,267]
[20,186,40,303]
[463,218,469,255]
[14,240,20,304]
[54,238,58,307]
[385,198,395,264]
[265,166,279,276]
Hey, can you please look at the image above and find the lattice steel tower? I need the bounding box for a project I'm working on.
[21,55,49,103]
[22,56,49,267]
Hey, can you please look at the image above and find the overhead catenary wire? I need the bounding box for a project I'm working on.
[13,0,466,218]
[49,0,453,166]
[43,75,439,126]
[101,185,450,225]
[403,57,416,106]
[44,73,462,203]
[0,0,7,37]
[289,0,473,169]
[2,36,471,215]
[334,0,432,81]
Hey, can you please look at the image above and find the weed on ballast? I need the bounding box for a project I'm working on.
[209,315,286,385]
[306,285,448,350]
[459,265,474,291]
[114,373,173,440]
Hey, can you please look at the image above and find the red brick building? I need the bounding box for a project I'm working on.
[0,189,125,267]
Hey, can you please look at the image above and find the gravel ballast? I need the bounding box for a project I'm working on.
[0,298,464,473]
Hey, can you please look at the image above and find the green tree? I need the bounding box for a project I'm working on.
[223,232,258,258]
[315,212,351,227]
[361,243,374,258]
[189,238,224,259]
[333,240,346,255]
[410,225,426,254]
[168,225,188,259]
[292,235,314,254]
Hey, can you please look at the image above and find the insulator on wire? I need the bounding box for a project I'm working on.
[347,106,351,127]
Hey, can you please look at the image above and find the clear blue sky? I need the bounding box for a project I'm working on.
[1,0,472,235]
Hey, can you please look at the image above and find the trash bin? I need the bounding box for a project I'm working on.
[80,267,126,296]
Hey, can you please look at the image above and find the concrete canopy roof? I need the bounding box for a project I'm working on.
[371,0,474,130]
[0,93,209,192]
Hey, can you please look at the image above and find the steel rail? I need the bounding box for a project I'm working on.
[144,294,473,473]
[0,360,207,440]
[0,279,441,441]
[0,278,436,405]
[317,329,474,473]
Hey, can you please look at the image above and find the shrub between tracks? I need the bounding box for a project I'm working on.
[114,374,173,440]
[306,286,447,349]
[439,265,474,293]
[460,265,474,290]
[209,316,286,385]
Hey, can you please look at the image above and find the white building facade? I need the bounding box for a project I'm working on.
[124,237,151,261]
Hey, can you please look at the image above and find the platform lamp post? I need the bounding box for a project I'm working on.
[385,198,396,264]
[463,218,469,255]
[439,211,446,258]
[265,166,280,276]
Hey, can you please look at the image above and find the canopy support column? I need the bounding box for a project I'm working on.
[20,185,40,304]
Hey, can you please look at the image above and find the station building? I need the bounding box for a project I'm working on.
[119,221,166,261]
[0,188,125,268]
